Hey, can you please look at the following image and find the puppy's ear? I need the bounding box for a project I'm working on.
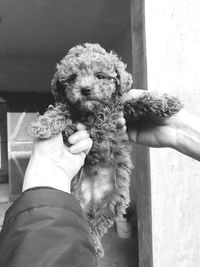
[115,69,133,96]
[51,73,66,102]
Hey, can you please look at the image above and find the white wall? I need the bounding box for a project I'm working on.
[145,1,200,266]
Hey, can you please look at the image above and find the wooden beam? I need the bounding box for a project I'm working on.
[130,0,153,267]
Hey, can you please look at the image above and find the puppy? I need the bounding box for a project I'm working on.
[30,43,183,256]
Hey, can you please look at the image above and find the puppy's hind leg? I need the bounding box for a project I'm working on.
[114,146,133,214]
[29,104,71,139]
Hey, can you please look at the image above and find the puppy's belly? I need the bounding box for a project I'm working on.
[81,166,115,206]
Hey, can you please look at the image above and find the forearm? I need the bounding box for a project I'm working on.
[173,109,200,161]
[0,188,96,267]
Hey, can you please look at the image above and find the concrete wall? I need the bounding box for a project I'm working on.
[145,1,200,266]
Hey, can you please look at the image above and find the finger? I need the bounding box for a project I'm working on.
[76,123,87,130]
[122,125,127,133]
[122,89,146,102]
[68,130,89,144]
[118,111,124,118]
[84,138,93,155]
[69,138,93,154]
[117,117,126,127]
[127,127,137,143]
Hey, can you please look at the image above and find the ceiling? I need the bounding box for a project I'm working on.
[0,0,131,61]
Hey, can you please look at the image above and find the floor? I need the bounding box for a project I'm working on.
[98,224,139,267]
[0,184,139,267]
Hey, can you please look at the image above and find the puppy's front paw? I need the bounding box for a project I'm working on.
[29,117,53,139]
[162,94,183,116]
[124,91,183,121]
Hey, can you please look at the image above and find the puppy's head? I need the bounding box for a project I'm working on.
[51,43,132,111]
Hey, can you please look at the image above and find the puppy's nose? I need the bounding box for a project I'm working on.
[81,87,91,96]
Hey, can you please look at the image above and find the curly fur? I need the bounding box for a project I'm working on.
[30,43,183,257]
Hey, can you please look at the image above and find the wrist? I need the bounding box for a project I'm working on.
[23,156,71,193]
[165,109,191,149]
[171,109,200,160]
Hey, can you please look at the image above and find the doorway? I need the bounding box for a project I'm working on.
[0,0,152,266]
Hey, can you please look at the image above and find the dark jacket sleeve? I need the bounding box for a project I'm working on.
[0,187,96,267]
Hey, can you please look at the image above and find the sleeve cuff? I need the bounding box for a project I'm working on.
[4,187,85,225]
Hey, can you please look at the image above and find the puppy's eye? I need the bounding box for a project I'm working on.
[96,74,106,80]
[67,74,77,83]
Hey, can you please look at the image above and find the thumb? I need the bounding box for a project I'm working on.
[121,89,146,103]
[127,127,138,143]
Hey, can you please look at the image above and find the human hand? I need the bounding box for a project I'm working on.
[122,89,182,148]
[22,123,93,193]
